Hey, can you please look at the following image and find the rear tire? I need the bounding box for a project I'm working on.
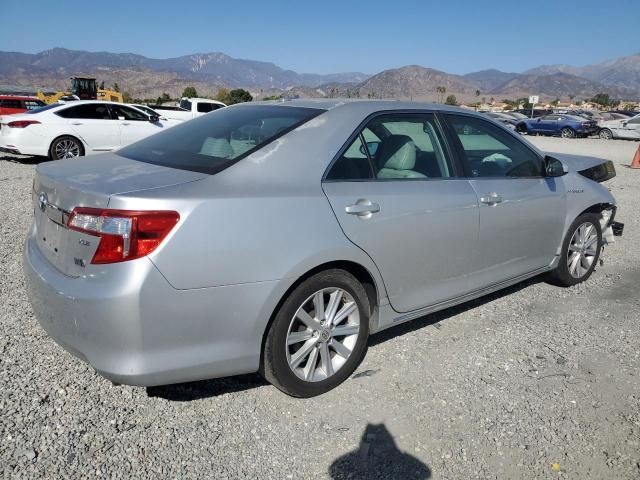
[49,135,84,160]
[561,127,576,139]
[516,123,528,134]
[262,269,370,397]
[548,213,602,287]
[599,128,613,140]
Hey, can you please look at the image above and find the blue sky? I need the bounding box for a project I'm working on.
[1,0,638,75]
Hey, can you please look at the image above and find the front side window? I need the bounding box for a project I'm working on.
[0,100,22,109]
[110,104,148,121]
[326,113,453,181]
[444,114,544,178]
[197,102,215,113]
[117,105,323,174]
[628,115,640,124]
[179,99,192,111]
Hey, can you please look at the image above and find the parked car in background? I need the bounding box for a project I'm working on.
[152,97,226,121]
[482,112,517,130]
[0,101,179,159]
[609,110,639,117]
[502,112,528,120]
[24,100,621,397]
[598,113,640,140]
[514,108,553,118]
[0,95,46,116]
[516,114,598,138]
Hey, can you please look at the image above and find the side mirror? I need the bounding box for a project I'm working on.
[359,141,380,157]
[622,121,628,127]
[545,156,568,177]
[149,115,160,123]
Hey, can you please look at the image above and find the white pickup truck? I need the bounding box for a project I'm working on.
[151,98,227,122]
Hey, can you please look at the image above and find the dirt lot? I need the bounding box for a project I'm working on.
[1,137,639,479]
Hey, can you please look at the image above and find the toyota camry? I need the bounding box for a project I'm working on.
[24,100,622,397]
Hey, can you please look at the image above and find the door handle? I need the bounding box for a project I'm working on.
[71,122,83,125]
[479,192,503,205]
[345,200,380,216]
[121,122,130,126]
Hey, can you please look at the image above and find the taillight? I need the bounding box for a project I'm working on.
[7,120,41,128]
[67,208,179,264]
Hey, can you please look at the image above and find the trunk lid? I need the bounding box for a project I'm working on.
[32,153,207,276]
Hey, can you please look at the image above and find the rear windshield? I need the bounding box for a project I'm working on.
[117,105,323,174]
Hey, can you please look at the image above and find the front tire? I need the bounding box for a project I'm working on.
[262,269,370,397]
[548,213,602,287]
[49,135,84,160]
[599,128,613,140]
[561,127,576,139]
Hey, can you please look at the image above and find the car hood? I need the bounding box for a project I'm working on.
[548,152,610,173]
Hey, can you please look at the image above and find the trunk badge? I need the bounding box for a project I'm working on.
[38,192,48,212]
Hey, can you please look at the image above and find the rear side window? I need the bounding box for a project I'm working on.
[110,104,148,121]
[117,105,323,174]
[56,104,112,119]
[326,113,453,181]
[179,99,192,111]
[444,114,544,178]
[0,100,22,109]
[196,102,220,113]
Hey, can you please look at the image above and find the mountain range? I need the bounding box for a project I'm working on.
[0,48,639,101]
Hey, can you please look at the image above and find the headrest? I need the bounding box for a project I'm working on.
[376,135,416,171]
[200,137,234,158]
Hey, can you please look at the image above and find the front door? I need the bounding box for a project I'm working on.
[322,112,480,313]
[441,113,566,290]
[109,104,165,147]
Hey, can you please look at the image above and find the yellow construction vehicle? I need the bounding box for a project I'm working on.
[37,77,123,104]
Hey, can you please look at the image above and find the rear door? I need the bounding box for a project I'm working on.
[441,113,566,290]
[322,112,480,313]
[57,103,120,152]
[537,114,559,134]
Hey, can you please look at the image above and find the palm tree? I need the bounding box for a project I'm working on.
[436,86,446,103]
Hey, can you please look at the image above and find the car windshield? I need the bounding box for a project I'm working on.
[25,103,62,114]
[117,105,323,174]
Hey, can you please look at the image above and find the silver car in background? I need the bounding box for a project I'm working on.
[24,100,622,397]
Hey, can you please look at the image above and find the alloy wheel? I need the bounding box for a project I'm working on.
[567,222,598,278]
[54,139,81,159]
[599,129,613,140]
[286,287,360,382]
[561,128,575,139]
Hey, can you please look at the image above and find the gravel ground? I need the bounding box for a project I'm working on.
[1,137,639,479]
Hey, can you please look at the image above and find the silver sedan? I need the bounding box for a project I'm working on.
[24,100,621,397]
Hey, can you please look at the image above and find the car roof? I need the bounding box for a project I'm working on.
[0,95,41,100]
[245,98,474,115]
[182,97,226,104]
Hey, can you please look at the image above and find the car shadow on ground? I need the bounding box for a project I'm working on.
[329,423,431,479]
[146,275,544,402]
[146,372,268,401]
[0,154,49,165]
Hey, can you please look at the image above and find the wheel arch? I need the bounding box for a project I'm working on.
[48,134,85,159]
[259,260,380,369]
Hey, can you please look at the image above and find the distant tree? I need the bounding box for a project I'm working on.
[98,81,105,90]
[475,89,481,98]
[216,88,253,105]
[481,97,486,105]
[490,97,495,104]
[182,86,198,98]
[113,82,120,93]
[590,93,611,107]
[262,95,282,101]
[436,86,446,103]
[551,98,560,106]
[568,94,575,102]
[161,92,171,102]
[122,91,133,103]
[445,94,458,106]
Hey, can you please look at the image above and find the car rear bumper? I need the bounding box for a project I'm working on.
[0,146,22,155]
[23,226,279,386]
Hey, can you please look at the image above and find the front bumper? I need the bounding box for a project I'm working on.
[23,228,279,386]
